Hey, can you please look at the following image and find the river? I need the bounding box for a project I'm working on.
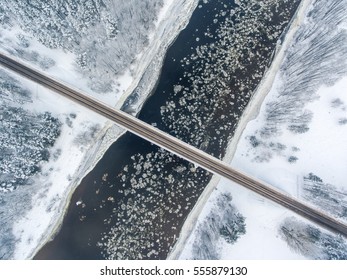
[35,0,301,260]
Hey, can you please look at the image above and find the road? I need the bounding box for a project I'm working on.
[1,52,347,237]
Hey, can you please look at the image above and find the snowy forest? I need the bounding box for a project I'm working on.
[279,217,347,259]
[302,173,347,221]
[0,0,164,93]
[247,0,347,146]
[189,192,246,260]
[0,69,61,192]
[0,69,62,259]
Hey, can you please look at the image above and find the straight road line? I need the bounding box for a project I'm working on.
[1,52,347,237]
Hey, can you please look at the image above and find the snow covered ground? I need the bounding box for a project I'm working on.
[1,67,109,259]
[175,0,347,259]
[0,0,199,259]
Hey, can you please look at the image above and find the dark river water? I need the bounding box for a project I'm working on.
[35,0,300,260]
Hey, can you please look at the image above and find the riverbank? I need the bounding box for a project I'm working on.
[168,0,313,260]
[7,0,199,260]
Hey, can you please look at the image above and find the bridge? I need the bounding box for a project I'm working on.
[1,52,347,237]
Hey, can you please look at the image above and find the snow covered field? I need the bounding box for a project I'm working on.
[0,0,198,259]
[175,0,347,259]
